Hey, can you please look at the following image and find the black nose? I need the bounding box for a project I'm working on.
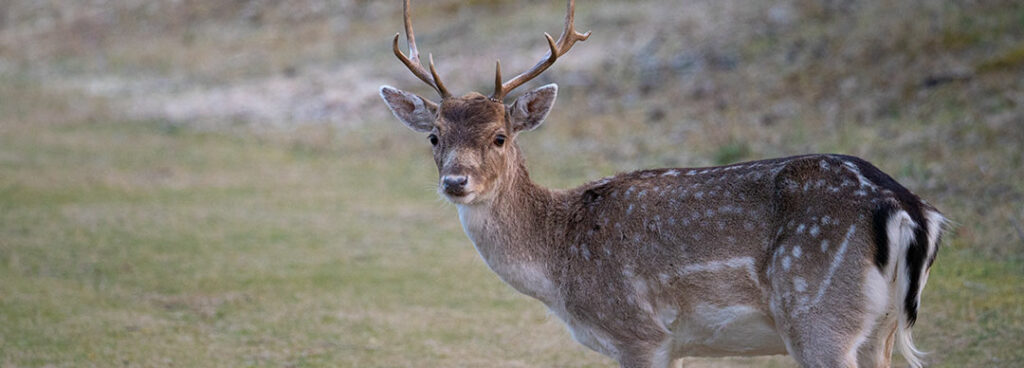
[442,175,468,193]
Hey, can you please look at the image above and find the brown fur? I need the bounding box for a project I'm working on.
[381,2,942,365]
[380,88,945,368]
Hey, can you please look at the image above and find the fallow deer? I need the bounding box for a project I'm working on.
[378,1,946,367]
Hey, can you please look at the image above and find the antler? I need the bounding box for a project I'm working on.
[491,0,591,101]
[392,0,451,99]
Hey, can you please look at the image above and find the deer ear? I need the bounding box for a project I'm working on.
[509,84,557,132]
[379,85,438,133]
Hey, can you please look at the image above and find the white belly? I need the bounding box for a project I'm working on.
[671,303,788,357]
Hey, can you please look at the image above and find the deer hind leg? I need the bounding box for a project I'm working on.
[852,261,901,368]
[615,345,658,368]
[856,319,898,368]
[767,225,889,368]
[770,265,892,368]
[773,301,873,368]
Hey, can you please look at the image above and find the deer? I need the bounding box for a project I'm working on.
[378,1,947,367]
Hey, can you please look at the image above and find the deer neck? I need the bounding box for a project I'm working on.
[455,160,564,303]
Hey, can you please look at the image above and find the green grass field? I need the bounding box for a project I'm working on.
[2,0,1023,366]
[2,87,1021,367]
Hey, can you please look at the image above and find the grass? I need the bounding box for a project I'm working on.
[0,109,610,366]
[1,86,1021,367]
[1,0,1023,366]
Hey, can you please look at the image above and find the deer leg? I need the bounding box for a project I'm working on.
[856,311,898,368]
[616,338,674,368]
[618,356,653,368]
[771,269,879,368]
[776,317,862,368]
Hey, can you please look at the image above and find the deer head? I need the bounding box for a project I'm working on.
[379,0,589,205]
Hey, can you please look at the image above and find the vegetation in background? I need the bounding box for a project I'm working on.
[1,0,1022,366]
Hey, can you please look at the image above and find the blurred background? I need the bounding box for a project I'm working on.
[1,0,1021,366]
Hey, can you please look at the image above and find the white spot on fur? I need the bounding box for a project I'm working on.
[809,225,820,237]
[663,169,681,177]
[782,256,791,270]
[820,239,830,252]
[796,224,806,234]
[677,257,761,288]
[844,161,877,189]
[793,246,802,258]
[809,224,857,308]
[793,277,806,292]
[687,169,697,176]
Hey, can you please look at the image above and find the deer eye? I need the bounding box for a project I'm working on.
[494,134,507,147]
[428,134,439,146]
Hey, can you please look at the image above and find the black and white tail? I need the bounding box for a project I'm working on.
[875,199,946,368]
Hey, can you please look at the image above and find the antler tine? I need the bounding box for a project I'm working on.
[402,0,419,61]
[491,0,591,100]
[392,0,450,99]
[428,54,451,98]
[492,60,502,100]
